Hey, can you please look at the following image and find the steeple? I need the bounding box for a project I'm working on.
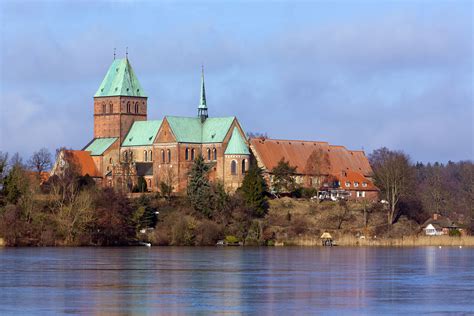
[198,65,208,122]
[95,58,146,98]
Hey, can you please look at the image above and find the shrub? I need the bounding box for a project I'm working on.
[449,229,461,237]
[225,235,239,244]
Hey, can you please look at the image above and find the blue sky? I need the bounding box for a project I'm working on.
[0,0,472,163]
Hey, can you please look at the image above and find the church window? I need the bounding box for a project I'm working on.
[161,150,165,163]
[191,148,195,161]
[149,150,153,162]
[109,103,113,113]
[231,160,237,175]
[102,103,106,114]
[109,158,113,164]
[135,103,139,113]
[213,148,217,160]
[167,149,171,163]
[129,151,133,161]
[144,150,148,162]
[127,102,131,113]
[185,148,189,160]
[242,159,246,174]
[207,148,211,160]
[124,151,128,162]
[147,179,152,189]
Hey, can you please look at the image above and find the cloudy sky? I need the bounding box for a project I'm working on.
[0,0,472,163]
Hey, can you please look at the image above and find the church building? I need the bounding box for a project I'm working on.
[52,57,377,200]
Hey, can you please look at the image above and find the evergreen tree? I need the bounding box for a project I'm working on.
[187,155,212,217]
[240,161,268,217]
[271,158,297,196]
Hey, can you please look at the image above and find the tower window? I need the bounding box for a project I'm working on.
[149,150,153,162]
[161,150,165,163]
[167,149,171,163]
[207,148,211,160]
[185,148,189,160]
[127,102,131,113]
[135,103,139,113]
[191,148,195,161]
[231,160,237,175]
[242,159,246,174]
[129,151,133,162]
[213,148,217,160]
[124,151,128,162]
[102,103,106,114]
[109,103,113,113]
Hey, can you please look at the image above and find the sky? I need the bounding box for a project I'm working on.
[0,0,472,163]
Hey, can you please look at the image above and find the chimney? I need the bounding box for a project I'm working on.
[433,213,438,220]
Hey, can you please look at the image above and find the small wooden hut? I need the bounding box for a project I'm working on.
[320,232,333,247]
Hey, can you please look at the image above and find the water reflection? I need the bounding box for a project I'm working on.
[0,247,473,314]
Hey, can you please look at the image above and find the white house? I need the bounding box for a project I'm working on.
[424,223,442,236]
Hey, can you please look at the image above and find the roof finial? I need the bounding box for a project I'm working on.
[113,48,116,60]
[126,47,128,59]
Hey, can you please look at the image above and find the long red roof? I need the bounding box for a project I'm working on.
[250,138,373,177]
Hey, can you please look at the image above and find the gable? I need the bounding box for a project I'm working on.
[225,127,250,155]
[155,118,177,143]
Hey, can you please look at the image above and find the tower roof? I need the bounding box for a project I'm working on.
[225,127,250,155]
[198,66,207,109]
[95,58,146,98]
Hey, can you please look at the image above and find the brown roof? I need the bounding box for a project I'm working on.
[337,170,377,191]
[250,138,373,177]
[64,150,100,177]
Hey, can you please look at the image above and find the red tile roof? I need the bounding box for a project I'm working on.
[64,150,100,177]
[250,138,373,177]
[337,170,377,191]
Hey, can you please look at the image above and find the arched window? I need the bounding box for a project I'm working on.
[102,103,106,114]
[149,150,153,162]
[109,102,113,113]
[231,160,237,175]
[127,102,131,113]
[242,159,246,174]
[191,148,195,161]
[144,150,148,162]
[124,151,128,162]
[207,148,211,160]
[147,179,152,189]
[129,151,133,161]
[167,149,171,163]
[185,148,189,160]
[213,148,217,160]
[109,157,113,164]
[135,102,139,113]
[161,150,165,163]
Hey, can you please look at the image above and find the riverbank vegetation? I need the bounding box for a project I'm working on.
[0,148,472,247]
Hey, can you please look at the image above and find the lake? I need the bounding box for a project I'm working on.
[0,247,473,314]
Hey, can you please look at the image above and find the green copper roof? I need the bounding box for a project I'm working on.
[166,116,235,143]
[225,128,250,155]
[122,120,162,147]
[84,137,118,156]
[95,58,146,97]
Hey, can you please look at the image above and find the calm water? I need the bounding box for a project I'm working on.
[0,247,473,315]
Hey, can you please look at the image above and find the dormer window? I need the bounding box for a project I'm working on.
[362,182,367,187]
[354,181,359,187]
[345,181,350,187]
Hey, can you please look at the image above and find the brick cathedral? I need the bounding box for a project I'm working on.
[52,57,378,200]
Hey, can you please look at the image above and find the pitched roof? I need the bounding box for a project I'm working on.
[165,116,235,143]
[225,128,250,155]
[83,137,118,156]
[64,150,100,177]
[122,120,163,147]
[337,171,377,191]
[94,58,146,98]
[250,138,373,177]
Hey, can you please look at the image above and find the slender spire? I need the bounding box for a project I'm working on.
[126,47,128,59]
[113,48,116,60]
[198,65,208,122]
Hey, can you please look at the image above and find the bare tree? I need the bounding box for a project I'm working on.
[304,149,331,199]
[369,147,413,225]
[28,148,52,179]
[160,166,175,200]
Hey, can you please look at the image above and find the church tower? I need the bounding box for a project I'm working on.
[93,57,147,144]
[198,66,208,122]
